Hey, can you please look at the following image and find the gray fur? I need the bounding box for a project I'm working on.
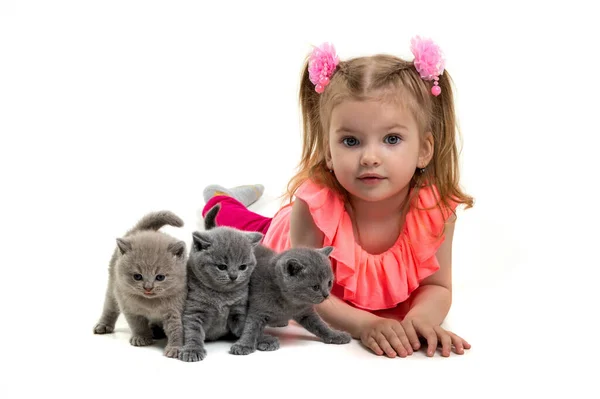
[93,211,187,359]
[230,245,352,355]
[179,207,262,362]
[203,202,220,230]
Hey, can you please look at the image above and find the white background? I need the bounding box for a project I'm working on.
[1,0,598,397]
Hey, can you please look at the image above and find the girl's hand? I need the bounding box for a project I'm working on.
[359,317,414,358]
[401,316,471,357]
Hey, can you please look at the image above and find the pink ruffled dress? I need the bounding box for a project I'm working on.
[262,180,456,311]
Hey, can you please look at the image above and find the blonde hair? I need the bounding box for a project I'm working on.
[286,53,474,217]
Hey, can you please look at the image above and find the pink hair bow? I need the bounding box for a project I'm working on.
[308,43,339,94]
[410,36,445,96]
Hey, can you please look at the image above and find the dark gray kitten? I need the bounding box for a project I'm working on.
[178,205,262,362]
[229,244,352,356]
[94,211,187,359]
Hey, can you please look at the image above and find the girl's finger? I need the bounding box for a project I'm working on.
[391,324,413,355]
[383,328,408,357]
[462,337,471,350]
[448,332,464,355]
[434,326,452,357]
[376,333,398,358]
[401,320,421,351]
[364,336,384,356]
[419,327,438,357]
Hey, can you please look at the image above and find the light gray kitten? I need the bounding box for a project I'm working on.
[230,244,352,356]
[93,211,187,359]
[178,204,262,362]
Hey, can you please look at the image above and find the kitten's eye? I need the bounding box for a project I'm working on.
[312,285,320,291]
[328,280,333,287]
[133,274,143,281]
[155,275,165,281]
[217,264,227,271]
[239,264,247,271]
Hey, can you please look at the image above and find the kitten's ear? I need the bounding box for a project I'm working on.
[192,231,211,251]
[318,246,334,257]
[168,241,186,258]
[246,232,263,248]
[116,238,132,255]
[286,259,305,276]
[204,204,220,230]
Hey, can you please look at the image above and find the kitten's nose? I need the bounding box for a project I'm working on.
[229,274,238,281]
[143,284,154,291]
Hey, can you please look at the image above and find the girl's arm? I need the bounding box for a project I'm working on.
[314,294,380,338]
[401,217,471,356]
[290,198,379,338]
[403,218,455,325]
[289,198,324,249]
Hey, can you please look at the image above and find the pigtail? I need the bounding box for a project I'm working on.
[286,59,346,203]
[285,60,327,203]
[426,70,474,212]
[299,60,322,176]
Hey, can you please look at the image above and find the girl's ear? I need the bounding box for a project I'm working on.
[418,132,435,168]
[325,145,333,170]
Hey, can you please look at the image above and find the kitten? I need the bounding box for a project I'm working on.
[93,211,187,358]
[230,243,352,356]
[178,204,262,362]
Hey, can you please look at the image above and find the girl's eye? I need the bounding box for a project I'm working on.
[155,275,165,281]
[312,285,320,291]
[133,274,143,281]
[217,264,227,271]
[385,135,401,145]
[239,264,247,271]
[342,137,359,147]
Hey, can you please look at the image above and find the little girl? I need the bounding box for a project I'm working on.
[202,37,473,358]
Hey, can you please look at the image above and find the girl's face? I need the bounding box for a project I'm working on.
[327,96,433,204]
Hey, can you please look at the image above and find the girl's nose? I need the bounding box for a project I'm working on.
[360,147,381,167]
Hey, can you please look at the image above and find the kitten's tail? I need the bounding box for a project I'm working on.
[204,204,220,230]
[127,211,184,235]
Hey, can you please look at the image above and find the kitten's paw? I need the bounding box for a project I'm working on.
[93,323,114,334]
[257,335,280,352]
[229,343,255,356]
[323,331,352,345]
[129,335,154,346]
[178,347,207,362]
[163,346,180,359]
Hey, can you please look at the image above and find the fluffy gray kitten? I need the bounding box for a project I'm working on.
[230,243,352,355]
[178,204,262,362]
[93,211,187,359]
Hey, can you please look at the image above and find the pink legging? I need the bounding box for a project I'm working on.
[202,195,272,235]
